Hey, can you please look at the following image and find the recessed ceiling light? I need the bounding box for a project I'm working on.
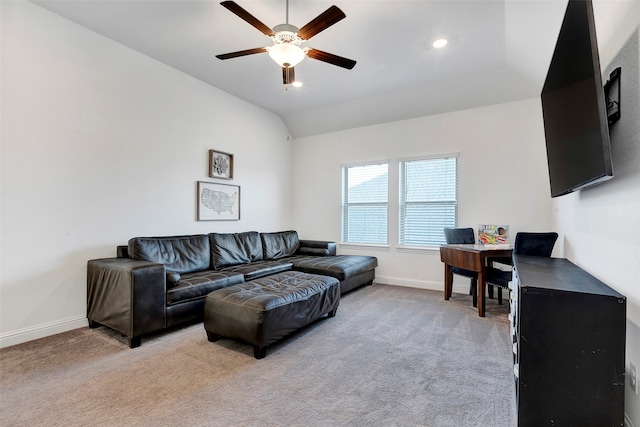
[292,81,303,88]
[433,39,448,49]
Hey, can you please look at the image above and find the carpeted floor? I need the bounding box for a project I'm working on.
[0,284,516,427]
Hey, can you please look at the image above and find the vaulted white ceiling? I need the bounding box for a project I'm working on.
[31,0,571,138]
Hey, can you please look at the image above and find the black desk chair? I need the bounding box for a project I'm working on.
[486,232,559,304]
[444,227,479,307]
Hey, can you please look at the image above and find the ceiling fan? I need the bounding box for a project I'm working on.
[216,0,356,85]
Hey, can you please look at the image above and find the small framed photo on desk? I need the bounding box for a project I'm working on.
[478,224,509,245]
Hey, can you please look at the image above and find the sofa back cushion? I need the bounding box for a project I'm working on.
[261,230,300,260]
[210,231,263,269]
[128,235,210,274]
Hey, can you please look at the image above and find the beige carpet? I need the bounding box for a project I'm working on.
[0,284,516,427]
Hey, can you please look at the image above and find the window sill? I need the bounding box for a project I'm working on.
[396,245,441,254]
[338,243,390,252]
[338,243,442,254]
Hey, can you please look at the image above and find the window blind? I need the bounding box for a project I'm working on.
[399,156,457,246]
[342,163,388,244]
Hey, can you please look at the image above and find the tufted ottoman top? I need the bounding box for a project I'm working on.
[205,271,339,311]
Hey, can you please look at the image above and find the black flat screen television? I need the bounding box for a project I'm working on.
[541,0,613,198]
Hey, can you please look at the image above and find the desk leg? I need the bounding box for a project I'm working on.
[444,264,453,300]
[478,270,486,317]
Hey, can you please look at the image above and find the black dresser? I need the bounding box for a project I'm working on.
[510,255,626,426]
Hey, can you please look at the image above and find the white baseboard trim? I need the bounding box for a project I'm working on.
[374,275,469,295]
[0,315,88,349]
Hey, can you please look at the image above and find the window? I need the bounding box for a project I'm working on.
[342,163,388,244]
[399,156,457,247]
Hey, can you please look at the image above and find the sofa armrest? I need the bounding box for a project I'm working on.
[298,240,337,257]
[87,258,166,347]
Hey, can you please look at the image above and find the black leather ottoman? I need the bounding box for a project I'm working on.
[203,271,340,359]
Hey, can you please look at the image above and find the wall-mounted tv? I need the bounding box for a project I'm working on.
[541,0,613,198]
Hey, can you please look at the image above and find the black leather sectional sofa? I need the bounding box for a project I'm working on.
[87,230,377,348]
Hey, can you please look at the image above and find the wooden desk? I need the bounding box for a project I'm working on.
[439,244,513,317]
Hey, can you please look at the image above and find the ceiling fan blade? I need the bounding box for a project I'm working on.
[297,5,346,40]
[220,1,274,36]
[306,49,356,70]
[282,66,295,85]
[216,47,267,60]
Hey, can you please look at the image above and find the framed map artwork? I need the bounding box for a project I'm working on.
[197,181,240,221]
[208,150,234,179]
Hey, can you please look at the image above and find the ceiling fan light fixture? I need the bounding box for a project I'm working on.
[268,43,305,67]
[217,2,356,81]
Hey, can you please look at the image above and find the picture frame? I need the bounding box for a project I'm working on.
[478,224,509,245]
[209,149,234,179]
[197,181,240,221]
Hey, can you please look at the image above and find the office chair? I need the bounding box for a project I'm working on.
[486,232,559,304]
[443,227,479,307]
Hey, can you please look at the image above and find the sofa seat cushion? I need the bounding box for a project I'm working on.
[219,260,293,281]
[128,235,210,274]
[290,255,378,281]
[167,270,244,306]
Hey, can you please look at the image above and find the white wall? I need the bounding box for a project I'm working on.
[555,2,640,425]
[292,98,554,292]
[0,1,293,347]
